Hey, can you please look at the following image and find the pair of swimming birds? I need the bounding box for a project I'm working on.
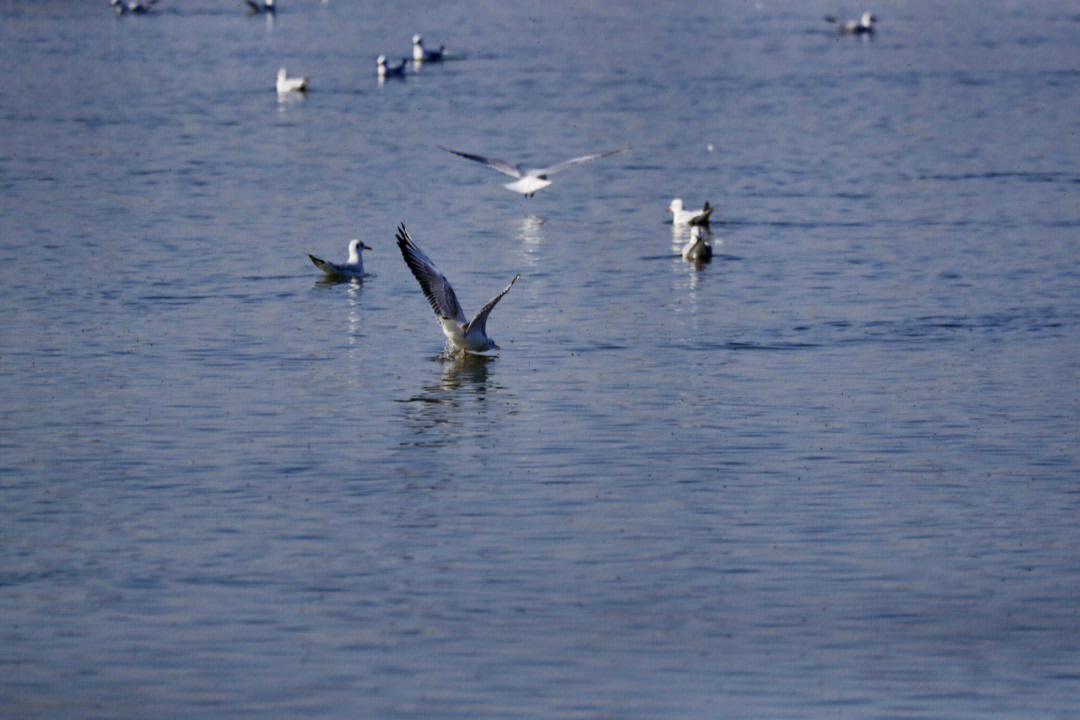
[377,34,447,78]
[309,227,516,355]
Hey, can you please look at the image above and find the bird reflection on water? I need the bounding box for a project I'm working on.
[397,354,500,447]
[345,281,364,344]
[437,351,492,390]
[314,274,363,288]
[517,214,546,267]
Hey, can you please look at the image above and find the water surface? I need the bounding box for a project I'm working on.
[2,1,1079,717]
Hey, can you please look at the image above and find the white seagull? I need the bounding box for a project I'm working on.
[396,224,519,355]
[377,55,408,79]
[276,67,307,94]
[682,226,713,264]
[438,145,625,197]
[824,11,876,35]
[412,33,446,62]
[667,198,713,226]
[309,239,371,280]
[246,0,275,13]
[110,0,159,14]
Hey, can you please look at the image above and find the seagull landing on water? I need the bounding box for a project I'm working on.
[438,145,626,198]
[276,67,307,93]
[682,226,714,264]
[668,198,713,226]
[377,55,408,79]
[246,0,275,13]
[824,11,876,35]
[396,224,519,355]
[412,34,446,62]
[110,0,159,14]
[309,239,371,280]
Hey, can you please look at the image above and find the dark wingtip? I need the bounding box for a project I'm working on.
[394,223,410,248]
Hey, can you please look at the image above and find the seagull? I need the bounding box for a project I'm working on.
[276,67,307,93]
[667,198,713,226]
[246,0,275,13]
[110,0,158,14]
[438,145,625,197]
[682,226,713,264]
[309,239,371,280]
[824,11,876,35]
[412,34,446,62]
[395,224,519,355]
[377,55,408,79]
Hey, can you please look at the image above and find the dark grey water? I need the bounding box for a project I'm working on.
[2,0,1079,717]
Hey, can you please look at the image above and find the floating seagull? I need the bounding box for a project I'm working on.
[246,0,275,13]
[438,145,625,197]
[396,224,519,355]
[824,11,876,35]
[309,239,371,280]
[412,34,446,62]
[276,67,307,94]
[110,0,158,14]
[377,55,408,79]
[668,198,713,226]
[682,226,713,264]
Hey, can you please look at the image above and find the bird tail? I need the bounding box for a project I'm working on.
[308,254,333,273]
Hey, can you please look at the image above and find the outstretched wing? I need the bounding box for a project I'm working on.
[465,274,519,336]
[540,147,626,176]
[438,146,525,179]
[395,224,466,324]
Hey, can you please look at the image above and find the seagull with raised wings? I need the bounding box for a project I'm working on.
[396,224,519,354]
[438,145,625,197]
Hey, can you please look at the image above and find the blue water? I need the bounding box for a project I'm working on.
[2,1,1079,717]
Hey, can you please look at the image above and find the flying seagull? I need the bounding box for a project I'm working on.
[395,224,519,354]
[667,198,713,226]
[309,239,371,280]
[438,145,625,197]
[412,34,446,62]
[824,11,876,35]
